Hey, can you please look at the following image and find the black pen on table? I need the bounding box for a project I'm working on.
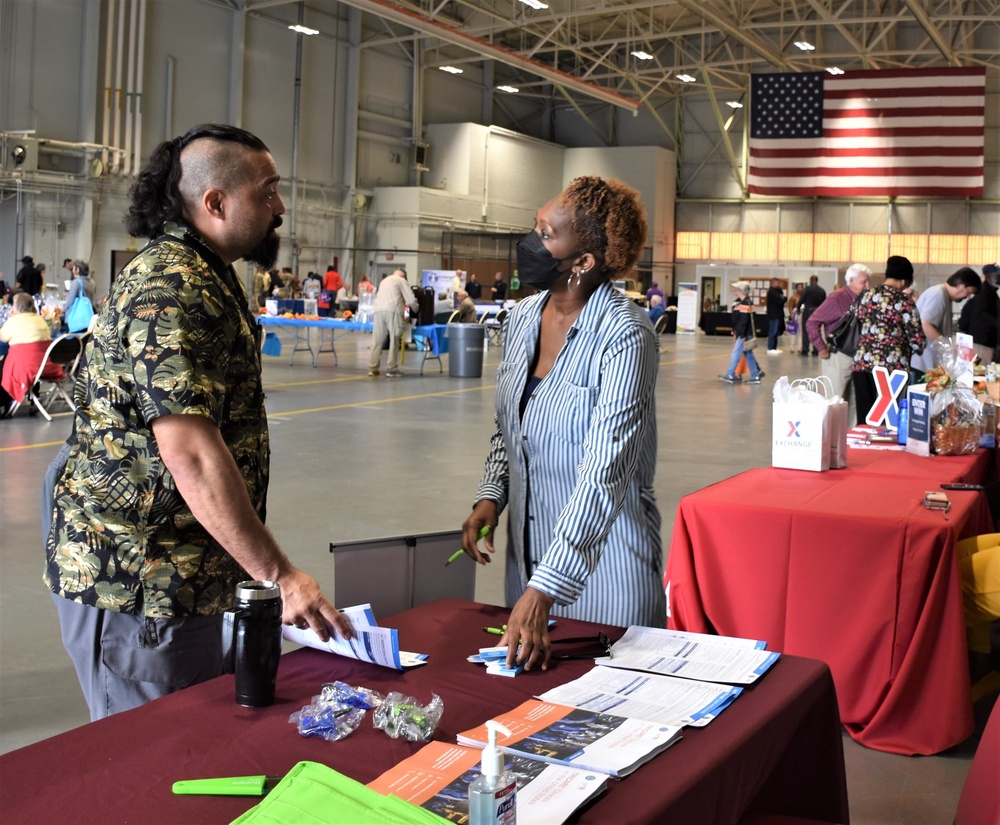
[444,524,490,566]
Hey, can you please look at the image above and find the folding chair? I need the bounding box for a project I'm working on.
[411,326,444,375]
[7,334,82,421]
[654,314,669,335]
[484,307,508,348]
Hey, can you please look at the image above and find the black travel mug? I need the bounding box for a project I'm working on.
[228,580,283,708]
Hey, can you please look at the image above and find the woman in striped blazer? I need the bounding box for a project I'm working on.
[461,176,663,672]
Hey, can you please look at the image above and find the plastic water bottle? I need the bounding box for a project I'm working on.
[898,399,908,445]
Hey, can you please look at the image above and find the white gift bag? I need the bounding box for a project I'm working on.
[771,377,833,472]
[827,397,849,468]
[795,376,849,469]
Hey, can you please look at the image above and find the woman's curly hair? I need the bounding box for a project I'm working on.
[124,124,268,240]
[560,176,647,278]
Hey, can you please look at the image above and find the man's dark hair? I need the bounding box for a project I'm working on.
[124,124,269,240]
[947,267,982,290]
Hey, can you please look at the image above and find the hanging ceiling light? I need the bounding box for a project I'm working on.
[726,101,744,109]
[439,66,463,74]
[288,24,319,35]
[631,50,653,60]
[676,73,696,83]
[519,0,548,9]
[497,85,520,94]
[794,41,815,51]
[826,66,845,75]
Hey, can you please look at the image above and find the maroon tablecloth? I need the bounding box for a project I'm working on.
[0,600,848,825]
[665,462,993,755]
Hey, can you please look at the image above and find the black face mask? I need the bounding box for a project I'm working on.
[516,231,576,290]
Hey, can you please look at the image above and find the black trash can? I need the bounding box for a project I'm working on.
[446,324,485,377]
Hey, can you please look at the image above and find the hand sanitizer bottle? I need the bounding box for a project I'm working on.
[469,720,517,825]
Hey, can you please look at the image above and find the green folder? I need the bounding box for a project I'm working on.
[230,761,443,825]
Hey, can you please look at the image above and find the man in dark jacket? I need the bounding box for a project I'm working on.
[765,278,786,353]
[15,256,42,296]
[799,275,827,356]
[959,263,999,364]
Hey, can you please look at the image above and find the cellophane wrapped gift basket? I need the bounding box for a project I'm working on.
[923,338,984,456]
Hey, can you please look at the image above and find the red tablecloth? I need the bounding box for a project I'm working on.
[844,445,992,482]
[0,600,848,825]
[665,462,994,755]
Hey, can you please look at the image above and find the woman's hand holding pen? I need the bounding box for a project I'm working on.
[461,502,498,564]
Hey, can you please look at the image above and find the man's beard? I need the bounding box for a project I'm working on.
[244,217,283,269]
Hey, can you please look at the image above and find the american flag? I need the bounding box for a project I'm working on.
[747,67,986,198]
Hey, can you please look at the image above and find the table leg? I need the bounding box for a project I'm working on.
[316,328,339,367]
[289,326,314,366]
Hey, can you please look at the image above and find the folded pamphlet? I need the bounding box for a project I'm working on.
[595,626,780,684]
[456,699,681,778]
[367,741,607,825]
[282,604,427,671]
[537,665,742,728]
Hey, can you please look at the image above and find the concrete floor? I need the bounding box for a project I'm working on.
[0,327,994,823]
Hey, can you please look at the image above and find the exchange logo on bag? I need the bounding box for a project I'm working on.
[773,419,818,451]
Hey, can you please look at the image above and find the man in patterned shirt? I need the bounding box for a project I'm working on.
[43,124,352,720]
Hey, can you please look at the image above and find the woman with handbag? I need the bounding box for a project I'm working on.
[64,260,97,333]
[719,281,766,384]
[851,255,925,425]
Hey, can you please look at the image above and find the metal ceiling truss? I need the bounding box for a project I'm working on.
[238,0,997,192]
[243,0,999,101]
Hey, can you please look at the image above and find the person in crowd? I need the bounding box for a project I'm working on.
[647,294,665,326]
[65,260,97,309]
[43,123,352,721]
[0,288,16,328]
[911,267,982,378]
[806,263,872,425]
[252,267,271,309]
[0,272,9,302]
[765,277,786,354]
[646,281,664,305]
[454,289,477,323]
[465,273,482,300]
[491,271,508,302]
[450,270,465,304]
[301,271,321,301]
[0,291,51,345]
[958,263,999,365]
[318,264,343,316]
[15,255,42,296]
[368,267,417,377]
[63,258,74,278]
[357,274,374,293]
[433,290,453,321]
[460,176,663,672]
[786,282,804,318]
[0,291,60,414]
[798,275,827,356]
[719,281,766,384]
[851,255,925,425]
[280,266,300,298]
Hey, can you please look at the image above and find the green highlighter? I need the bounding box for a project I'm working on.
[172,775,284,796]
